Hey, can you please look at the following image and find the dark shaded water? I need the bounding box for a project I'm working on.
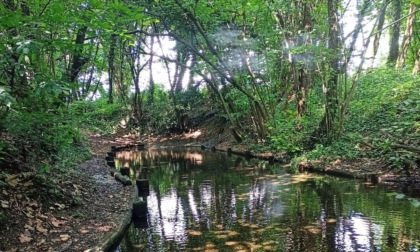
[113,148,420,252]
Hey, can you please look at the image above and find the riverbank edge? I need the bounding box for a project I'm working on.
[85,177,138,252]
[143,133,414,185]
[199,143,405,184]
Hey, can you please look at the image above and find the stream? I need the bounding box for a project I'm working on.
[112,148,420,251]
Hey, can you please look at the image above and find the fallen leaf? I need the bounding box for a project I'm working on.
[24,224,34,231]
[79,228,89,234]
[36,223,48,234]
[7,178,20,187]
[60,234,70,242]
[19,234,32,243]
[54,203,65,210]
[23,181,33,187]
[28,201,38,207]
[1,200,9,208]
[36,239,46,246]
[98,225,112,232]
[51,218,67,227]
[5,174,19,182]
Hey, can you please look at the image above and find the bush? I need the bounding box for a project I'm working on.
[70,98,128,134]
[3,109,89,171]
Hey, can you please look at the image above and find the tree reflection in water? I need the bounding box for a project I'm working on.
[114,148,420,252]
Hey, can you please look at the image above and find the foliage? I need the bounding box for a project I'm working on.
[143,85,175,132]
[0,0,418,176]
[2,108,90,172]
[70,98,128,135]
[345,68,420,168]
[0,86,15,119]
[291,68,420,169]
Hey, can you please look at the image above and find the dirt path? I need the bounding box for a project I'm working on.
[0,134,138,252]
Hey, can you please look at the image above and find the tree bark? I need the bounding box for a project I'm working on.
[344,0,370,71]
[396,3,417,69]
[371,0,389,67]
[108,34,117,104]
[69,26,88,84]
[314,0,341,143]
[413,48,420,75]
[387,0,401,64]
[148,33,155,105]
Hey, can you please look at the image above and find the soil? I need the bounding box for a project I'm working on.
[0,134,138,252]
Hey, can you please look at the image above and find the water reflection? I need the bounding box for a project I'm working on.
[114,148,420,252]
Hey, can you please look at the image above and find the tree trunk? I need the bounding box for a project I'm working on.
[187,53,197,89]
[396,3,417,69]
[371,0,388,67]
[108,34,117,104]
[387,0,401,64]
[83,40,100,98]
[413,48,420,75]
[314,0,341,143]
[148,35,155,105]
[69,26,88,84]
[344,0,370,71]
[204,75,243,143]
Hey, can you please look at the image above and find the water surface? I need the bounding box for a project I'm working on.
[113,148,420,251]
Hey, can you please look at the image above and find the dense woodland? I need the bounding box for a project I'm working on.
[0,0,419,173]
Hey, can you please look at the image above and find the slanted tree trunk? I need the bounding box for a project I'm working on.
[387,0,401,64]
[204,74,243,143]
[396,3,417,69]
[82,39,100,99]
[344,0,370,71]
[371,0,389,67]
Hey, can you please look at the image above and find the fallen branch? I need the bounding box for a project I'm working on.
[391,144,420,154]
[359,141,420,154]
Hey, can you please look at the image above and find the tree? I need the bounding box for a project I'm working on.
[413,48,420,74]
[387,0,402,64]
[396,3,418,69]
[371,0,390,67]
[319,0,341,142]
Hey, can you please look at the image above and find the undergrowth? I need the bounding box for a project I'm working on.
[291,68,420,172]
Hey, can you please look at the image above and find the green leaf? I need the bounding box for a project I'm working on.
[395,193,405,199]
[409,199,420,207]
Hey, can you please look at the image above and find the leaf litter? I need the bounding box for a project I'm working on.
[0,154,134,251]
